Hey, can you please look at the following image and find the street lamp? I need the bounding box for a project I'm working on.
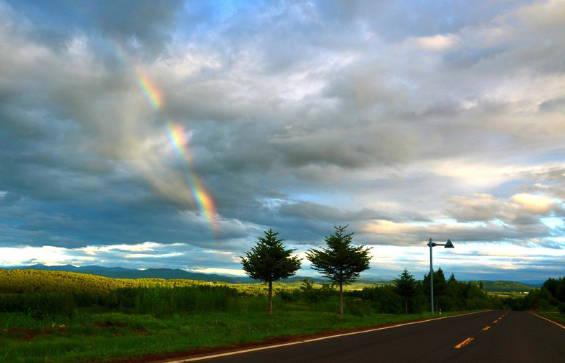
[427,238,454,314]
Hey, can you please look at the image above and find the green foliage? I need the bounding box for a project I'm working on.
[306,226,371,285]
[278,279,336,305]
[402,270,494,312]
[106,286,240,316]
[0,269,253,318]
[543,277,565,302]
[307,226,371,316]
[394,269,418,313]
[241,229,301,314]
[0,265,500,323]
[353,285,403,313]
[0,293,75,318]
[423,268,452,311]
[503,276,565,312]
[354,271,495,314]
[480,280,535,292]
[241,229,301,283]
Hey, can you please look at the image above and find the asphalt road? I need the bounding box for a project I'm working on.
[192,311,564,363]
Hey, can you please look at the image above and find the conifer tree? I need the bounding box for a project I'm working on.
[306,226,371,318]
[241,229,301,315]
[394,269,417,313]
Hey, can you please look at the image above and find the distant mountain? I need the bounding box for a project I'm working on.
[3,265,544,289]
[9,264,253,283]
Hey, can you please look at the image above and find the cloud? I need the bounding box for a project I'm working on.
[0,0,563,280]
[411,34,459,51]
[511,193,557,214]
[3,0,183,55]
[361,219,551,246]
[447,192,562,223]
[539,96,565,112]
[0,241,243,270]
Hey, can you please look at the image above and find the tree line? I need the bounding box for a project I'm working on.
[241,226,494,317]
[503,277,565,312]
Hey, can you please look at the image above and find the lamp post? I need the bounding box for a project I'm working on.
[427,238,454,314]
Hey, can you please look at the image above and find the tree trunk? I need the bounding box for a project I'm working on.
[339,281,344,318]
[268,279,273,315]
[405,300,408,314]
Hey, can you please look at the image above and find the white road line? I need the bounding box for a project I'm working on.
[530,312,565,330]
[164,311,490,363]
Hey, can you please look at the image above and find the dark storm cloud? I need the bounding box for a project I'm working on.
[4,0,183,55]
[0,0,563,278]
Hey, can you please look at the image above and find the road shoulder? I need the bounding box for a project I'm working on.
[530,311,565,329]
[122,311,488,363]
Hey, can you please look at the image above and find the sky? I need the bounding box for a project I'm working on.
[0,0,563,281]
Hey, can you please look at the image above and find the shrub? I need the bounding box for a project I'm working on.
[107,286,240,316]
[0,293,75,318]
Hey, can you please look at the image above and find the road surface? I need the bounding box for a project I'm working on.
[174,311,564,363]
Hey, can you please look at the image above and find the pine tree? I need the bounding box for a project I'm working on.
[424,268,448,312]
[394,269,417,313]
[241,229,301,315]
[306,225,371,318]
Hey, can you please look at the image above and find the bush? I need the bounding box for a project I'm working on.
[0,293,75,318]
[353,286,403,313]
[106,286,240,316]
[278,290,300,302]
[345,298,372,316]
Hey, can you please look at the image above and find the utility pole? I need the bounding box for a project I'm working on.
[429,238,434,314]
[427,238,454,314]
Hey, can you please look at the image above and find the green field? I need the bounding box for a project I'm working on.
[479,281,535,293]
[0,310,465,363]
[0,269,493,362]
[0,269,374,295]
[486,291,530,299]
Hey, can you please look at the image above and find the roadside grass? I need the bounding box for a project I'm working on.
[0,269,492,362]
[0,309,464,363]
[537,311,565,325]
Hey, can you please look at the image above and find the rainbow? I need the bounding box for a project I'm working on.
[136,68,163,109]
[133,62,217,231]
[104,41,218,232]
[167,123,218,231]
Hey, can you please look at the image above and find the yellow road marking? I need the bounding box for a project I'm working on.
[482,325,491,331]
[454,337,475,349]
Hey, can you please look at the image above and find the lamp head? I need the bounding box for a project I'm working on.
[444,239,454,248]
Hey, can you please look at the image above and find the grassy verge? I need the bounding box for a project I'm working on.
[537,311,565,325]
[0,270,494,362]
[0,310,469,363]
